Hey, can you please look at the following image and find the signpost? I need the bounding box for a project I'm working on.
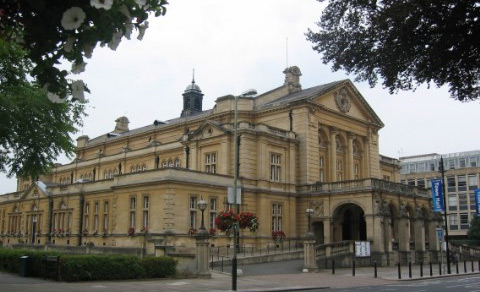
[431,179,445,213]
[355,241,371,257]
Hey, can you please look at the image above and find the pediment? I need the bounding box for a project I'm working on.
[20,181,49,200]
[189,121,229,141]
[311,80,384,127]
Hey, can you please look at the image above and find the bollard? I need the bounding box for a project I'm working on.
[374,261,377,278]
[420,262,423,277]
[439,262,442,275]
[243,245,246,257]
[472,260,475,272]
[353,260,356,277]
[397,262,401,279]
[464,260,467,273]
[429,261,433,277]
[211,253,214,270]
[456,261,459,274]
[408,262,412,278]
[221,256,224,272]
[332,259,335,275]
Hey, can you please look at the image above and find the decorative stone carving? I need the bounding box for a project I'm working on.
[334,88,351,113]
[312,201,324,217]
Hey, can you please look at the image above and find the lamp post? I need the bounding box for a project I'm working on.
[197,197,207,233]
[439,157,451,274]
[232,94,239,291]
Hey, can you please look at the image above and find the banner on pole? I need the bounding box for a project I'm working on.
[431,179,445,213]
[475,189,480,216]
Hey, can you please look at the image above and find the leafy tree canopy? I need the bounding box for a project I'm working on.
[306,0,480,101]
[468,216,480,244]
[0,39,85,179]
[0,0,168,101]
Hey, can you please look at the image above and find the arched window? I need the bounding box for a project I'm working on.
[136,164,142,172]
[175,158,181,168]
[162,160,167,168]
[104,171,108,179]
[142,164,147,171]
[168,159,174,167]
[131,166,135,173]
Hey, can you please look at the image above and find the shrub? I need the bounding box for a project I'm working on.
[141,256,176,278]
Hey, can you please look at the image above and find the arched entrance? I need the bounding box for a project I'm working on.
[333,203,366,241]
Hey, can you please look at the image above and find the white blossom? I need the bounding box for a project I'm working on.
[64,37,75,53]
[90,0,114,10]
[71,61,86,74]
[124,23,134,40]
[61,7,86,30]
[137,21,149,40]
[72,80,86,102]
[108,31,123,51]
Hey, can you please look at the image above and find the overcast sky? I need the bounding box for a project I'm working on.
[1,0,479,194]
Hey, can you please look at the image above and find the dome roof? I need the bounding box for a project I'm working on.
[184,81,201,92]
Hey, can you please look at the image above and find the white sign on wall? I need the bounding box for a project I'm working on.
[355,241,371,257]
[227,187,242,204]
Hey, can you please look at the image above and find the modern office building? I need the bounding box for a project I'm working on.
[0,66,439,265]
[400,151,480,238]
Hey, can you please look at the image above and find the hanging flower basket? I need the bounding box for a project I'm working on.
[215,209,259,236]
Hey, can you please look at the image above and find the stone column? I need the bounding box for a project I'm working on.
[347,132,355,180]
[195,233,211,277]
[323,218,332,245]
[329,127,337,181]
[303,237,317,271]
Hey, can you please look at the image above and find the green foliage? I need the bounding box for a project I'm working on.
[0,248,61,278]
[60,254,144,281]
[141,256,177,278]
[0,39,86,179]
[306,0,480,101]
[467,216,480,244]
[0,0,168,99]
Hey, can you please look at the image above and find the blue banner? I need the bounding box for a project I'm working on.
[475,189,480,216]
[431,179,445,213]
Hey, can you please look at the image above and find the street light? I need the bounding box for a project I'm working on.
[305,208,314,238]
[197,197,207,234]
[439,157,451,274]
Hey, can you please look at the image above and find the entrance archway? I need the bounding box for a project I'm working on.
[333,203,366,241]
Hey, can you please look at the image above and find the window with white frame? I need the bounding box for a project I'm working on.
[175,158,181,168]
[130,197,136,228]
[142,196,149,231]
[354,163,360,179]
[337,159,343,181]
[209,198,217,229]
[103,201,109,232]
[319,156,325,182]
[94,201,99,232]
[271,203,283,232]
[84,203,90,232]
[205,153,217,174]
[189,196,197,229]
[270,153,281,182]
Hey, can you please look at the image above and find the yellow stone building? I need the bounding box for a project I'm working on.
[0,67,439,265]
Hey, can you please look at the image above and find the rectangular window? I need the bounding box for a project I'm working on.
[271,203,283,232]
[354,163,360,179]
[448,159,456,169]
[460,213,469,230]
[429,163,435,171]
[458,175,467,191]
[407,179,415,186]
[209,198,217,229]
[84,203,90,232]
[270,153,281,182]
[449,214,458,230]
[459,158,466,168]
[469,174,478,190]
[417,178,425,188]
[459,193,469,210]
[94,202,99,231]
[417,163,426,172]
[130,197,136,228]
[447,176,456,192]
[103,201,109,232]
[337,159,343,181]
[189,196,197,228]
[448,195,457,211]
[205,153,217,174]
[143,196,149,230]
[470,157,477,167]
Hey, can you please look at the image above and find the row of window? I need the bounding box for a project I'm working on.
[401,155,479,174]
[402,174,479,191]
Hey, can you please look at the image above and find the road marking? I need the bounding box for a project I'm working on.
[168,281,188,286]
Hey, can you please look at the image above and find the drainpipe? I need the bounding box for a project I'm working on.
[78,195,84,246]
[47,198,53,243]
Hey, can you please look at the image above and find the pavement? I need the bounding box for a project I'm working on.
[1,261,480,292]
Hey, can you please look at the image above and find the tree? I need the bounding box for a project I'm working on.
[0,0,168,101]
[0,0,167,180]
[306,0,480,101]
[0,40,85,179]
[468,216,480,245]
